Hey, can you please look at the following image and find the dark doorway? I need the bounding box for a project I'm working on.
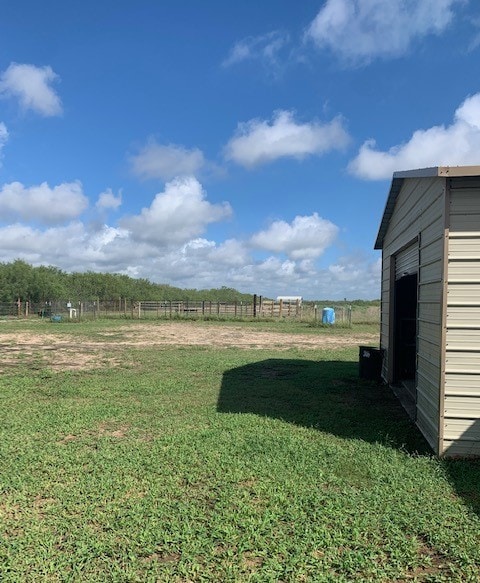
[393,273,418,409]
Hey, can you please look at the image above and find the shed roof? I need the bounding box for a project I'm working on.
[374,166,480,250]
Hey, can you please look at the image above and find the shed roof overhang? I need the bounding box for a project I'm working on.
[374,166,480,250]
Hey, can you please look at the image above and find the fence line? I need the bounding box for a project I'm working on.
[0,299,380,324]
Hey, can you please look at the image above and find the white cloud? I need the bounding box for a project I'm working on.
[96,188,122,210]
[349,92,480,180]
[130,140,205,180]
[325,254,382,297]
[222,30,290,68]
[0,63,62,116]
[225,110,350,168]
[0,222,88,260]
[165,249,381,299]
[230,260,307,300]
[305,0,461,65]
[136,238,253,288]
[121,176,232,245]
[221,257,302,294]
[0,217,381,299]
[0,181,88,224]
[208,238,250,266]
[250,213,339,259]
[0,221,133,269]
[0,178,379,299]
[181,238,249,268]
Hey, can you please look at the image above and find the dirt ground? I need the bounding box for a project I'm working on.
[0,321,379,372]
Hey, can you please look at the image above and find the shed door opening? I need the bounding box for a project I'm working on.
[393,273,418,385]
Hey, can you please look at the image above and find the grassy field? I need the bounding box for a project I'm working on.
[0,319,479,582]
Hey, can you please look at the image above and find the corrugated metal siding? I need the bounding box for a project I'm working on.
[443,418,480,441]
[444,396,480,418]
[449,190,480,234]
[446,328,480,349]
[450,214,480,233]
[417,334,440,361]
[417,354,440,388]
[447,282,480,305]
[416,371,438,404]
[417,408,438,450]
[421,237,443,265]
[449,177,480,190]
[384,180,439,246]
[380,251,389,381]
[395,243,418,279]
[445,351,480,374]
[448,236,480,258]
[448,261,480,282]
[418,282,442,303]
[381,176,444,453]
[418,303,441,324]
[445,373,480,396]
[446,306,480,327]
[443,439,480,456]
[420,260,442,284]
[422,216,444,246]
[444,185,480,456]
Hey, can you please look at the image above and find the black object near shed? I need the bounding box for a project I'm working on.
[359,346,383,382]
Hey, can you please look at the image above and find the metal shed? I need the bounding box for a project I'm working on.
[375,165,480,457]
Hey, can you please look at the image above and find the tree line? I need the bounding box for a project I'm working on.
[0,260,254,304]
[0,260,380,306]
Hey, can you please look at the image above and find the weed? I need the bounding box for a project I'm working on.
[0,321,478,581]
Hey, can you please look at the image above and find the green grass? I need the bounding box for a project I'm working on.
[0,315,380,337]
[0,321,479,581]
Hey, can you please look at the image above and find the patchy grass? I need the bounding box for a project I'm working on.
[0,321,479,581]
[0,316,379,336]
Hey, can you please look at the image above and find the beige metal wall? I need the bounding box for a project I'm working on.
[443,182,480,456]
[380,176,445,452]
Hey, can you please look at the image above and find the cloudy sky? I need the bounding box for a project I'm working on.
[1,0,479,299]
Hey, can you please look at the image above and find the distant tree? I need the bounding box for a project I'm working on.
[0,260,256,304]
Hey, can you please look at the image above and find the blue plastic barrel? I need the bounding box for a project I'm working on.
[322,307,335,325]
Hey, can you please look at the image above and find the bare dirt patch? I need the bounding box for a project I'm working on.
[58,422,131,444]
[0,322,378,373]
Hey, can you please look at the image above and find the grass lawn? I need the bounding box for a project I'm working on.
[0,319,479,582]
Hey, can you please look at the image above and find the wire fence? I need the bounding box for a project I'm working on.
[0,299,380,325]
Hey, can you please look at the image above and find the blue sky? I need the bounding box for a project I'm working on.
[0,0,479,299]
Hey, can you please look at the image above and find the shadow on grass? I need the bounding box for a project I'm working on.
[442,422,480,518]
[217,358,480,518]
[217,358,430,454]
